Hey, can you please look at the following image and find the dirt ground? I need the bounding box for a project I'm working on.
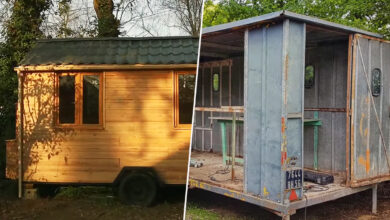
[0,180,185,220]
[186,182,390,220]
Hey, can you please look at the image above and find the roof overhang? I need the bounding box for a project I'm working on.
[15,64,197,72]
[202,10,383,38]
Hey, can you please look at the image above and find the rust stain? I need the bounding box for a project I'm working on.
[281,117,286,133]
[364,128,368,137]
[357,149,371,173]
[358,156,365,167]
[281,151,287,165]
[366,148,370,173]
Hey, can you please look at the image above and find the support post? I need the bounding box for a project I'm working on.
[314,111,319,170]
[372,184,378,214]
[220,122,227,165]
[17,71,24,199]
[231,112,236,180]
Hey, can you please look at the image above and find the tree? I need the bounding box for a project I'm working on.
[93,0,120,37]
[0,0,51,177]
[161,0,203,36]
[203,0,390,39]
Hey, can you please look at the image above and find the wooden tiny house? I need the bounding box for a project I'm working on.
[6,37,198,204]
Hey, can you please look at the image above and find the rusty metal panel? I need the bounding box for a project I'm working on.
[283,20,305,203]
[351,35,390,186]
[244,20,305,203]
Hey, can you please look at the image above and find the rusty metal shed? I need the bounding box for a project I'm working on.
[189,10,390,219]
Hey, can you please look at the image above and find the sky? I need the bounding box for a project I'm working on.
[0,0,188,40]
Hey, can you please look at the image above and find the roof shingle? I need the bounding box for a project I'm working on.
[21,36,199,66]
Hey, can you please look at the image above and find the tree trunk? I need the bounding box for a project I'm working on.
[93,0,120,37]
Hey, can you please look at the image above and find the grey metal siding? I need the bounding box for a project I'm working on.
[351,35,390,183]
[244,20,305,203]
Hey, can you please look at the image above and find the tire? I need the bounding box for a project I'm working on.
[118,172,158,206]
[36,184,59,198]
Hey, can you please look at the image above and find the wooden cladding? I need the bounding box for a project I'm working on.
[16,69,194,185]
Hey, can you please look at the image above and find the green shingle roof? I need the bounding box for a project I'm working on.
[21,36,199,66]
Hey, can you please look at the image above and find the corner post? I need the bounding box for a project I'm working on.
[17,70,24,199]
[372,183,378,214]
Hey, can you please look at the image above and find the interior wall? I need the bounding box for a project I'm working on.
[304,40,348,173]
[192,57,244,155]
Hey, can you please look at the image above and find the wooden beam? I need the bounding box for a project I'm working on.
[14,64,197,72]
[201,52,229,59]
[195,106,244,113]
[202,42,243,52]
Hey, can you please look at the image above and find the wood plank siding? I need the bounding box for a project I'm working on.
[15,70,193,184]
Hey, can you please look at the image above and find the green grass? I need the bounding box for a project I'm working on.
[186,203,221,220]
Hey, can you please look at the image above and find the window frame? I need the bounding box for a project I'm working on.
[305,64,315,89]
[55,72,104,129]
[174,70,196,129]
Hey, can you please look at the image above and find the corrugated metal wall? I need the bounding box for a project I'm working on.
[351,35,390,184]
[244,20,305,203]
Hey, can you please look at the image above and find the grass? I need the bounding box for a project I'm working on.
[1,185,185,219]
[57,186,113,199]
[186,203,221,220]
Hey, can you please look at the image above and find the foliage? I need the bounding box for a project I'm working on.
[203,0,390,39]
[0,0,51,178]
[57,0,75,37]
[161,0,203,36]
[94,0,120,37]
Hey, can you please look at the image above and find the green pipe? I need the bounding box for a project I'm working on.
[314,111,319,170]
[220,122,227,165]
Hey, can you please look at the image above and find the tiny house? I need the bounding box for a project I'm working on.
[189,11,390,219]
[6,36,198,205]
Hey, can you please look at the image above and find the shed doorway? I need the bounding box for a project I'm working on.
[303,26,350,185]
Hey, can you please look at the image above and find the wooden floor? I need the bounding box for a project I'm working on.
[190,151,244,192]
[190,151,351,203]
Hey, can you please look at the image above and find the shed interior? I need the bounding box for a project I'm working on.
[191,22,351,194]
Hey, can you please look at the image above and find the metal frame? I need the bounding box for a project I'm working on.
[203,10,382,38]
[189,178,375,218]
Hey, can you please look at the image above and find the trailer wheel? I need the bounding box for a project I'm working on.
[36,184,59,198]
[118,172,157,206]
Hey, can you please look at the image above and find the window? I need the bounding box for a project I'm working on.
[174,71,196,128]
[213,73,219,92]
[305,65,315,89]
[372,68,381,97]
[57,73,102,126]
